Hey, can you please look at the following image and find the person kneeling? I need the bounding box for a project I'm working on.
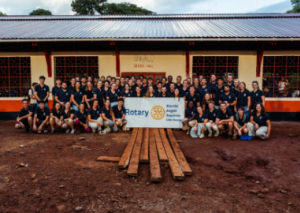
[216,102,234,140]
[100,99,118,134]
[233,107,249,139]
[205,101,219,137]
[33,101,50,133]
[75,102,91,134]
[247,103,271,140]
[15,99,33,133]
[113,98,127,131]
[60,102,75,134]
[88,100,103,133]
[182,101,196,134]
[190,106,208,139]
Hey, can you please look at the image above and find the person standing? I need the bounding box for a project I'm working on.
[84,82,94,109]
[156,87,171,97]
[250,81,265,108]
[236,82,251,115]
[141,78,148,96]
[219,84,237,112]
[93,81,105,109]
[175,76,183,89]
[55,82,71,108]
[15,99,33,133]
[121,83,134,99]
[185,86,200,109]
[180,80,190,97]
[213,77,225,109]
[34,76,50,108]
[134,86,143,98]
[68,78,76,91]
[106,83,119,107]
[81,76,87,90]
[71,81,84,111]
[28,82,38,112]
[51,78,62,108]
[145,86,156,97]
[208,74,217,88]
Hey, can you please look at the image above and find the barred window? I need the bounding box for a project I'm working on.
[0,57,31,97]
[54,56,99,82]
[263,56,300,98]
[192,56,238,80]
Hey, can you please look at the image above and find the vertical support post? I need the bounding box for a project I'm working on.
[256,45,264,77]
[116,45,120,77]
[186,44,190,77]
[44,50,52,78]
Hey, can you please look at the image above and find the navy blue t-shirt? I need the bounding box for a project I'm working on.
[106,90,119,103]
[72,90,84,105]
[207,82,218,89]
[60,109,75,119]
[67,85,75,91]
[205,108,219,122]
[250,90,264,105]
[234,113,249,126]
[179,87,190,97]
[51,86,61,97]
[101,107,112,120]
[88,108,100,120]
[85,89,94,100]
[133,93,143,98]
[156,92,171,97]
[51,108,61,118]
[76,111,88,124]
[121,90,134,98]
[113,105,125,119]
[185,107,197,118]
[219,92,236,111]
[35,84,50,102]
[216,108,234,120]
[251,112,270,127]
[35,107,50,120]
[197,85,212,101]
[55,89,71,103]
[195,113,208,123]
[141,85,148,95]
[237,89,250,107]
[18,107,32,117]
[92,88,104,102]
[175,83,183,90]
[185,93,200,107]
[213,85,224,105]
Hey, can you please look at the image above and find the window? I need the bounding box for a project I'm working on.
[192,56,239,80]
[54,56,99,82]
[0,57,31,97]
[263,56,300,98]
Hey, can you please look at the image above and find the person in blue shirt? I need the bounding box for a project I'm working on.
[141,78,148,95]
[87,100,103,133]
[71,81,85,111]
[154,81,163,95]
[15,99,33,133]
[75,103,91,134]
[213,78,225,109]
[233,107,249,139]
[134,86,143,98]
[190,106,208,138]
[84,82,95,109]
[227,74,235,92]
[175,76,183,89]
[92,81,105,109]
[156,87,171,97]
[121,83,134,98]
[100,99,118,134]
[113,98,127,131]
[60,102,75,134]
[145,86,156,98]
[55,82,71,108]
[250,81,265,109]
[33,101,50,133]
[205,101,219,137]
[169,83,176,97]
[207,74,217,88]
[197,78,212,102]
[51,79,62,108]
[106,83,119,107]
[236,82,251,116]
[34,76,50,108]
[185,86,200,109]
[179,80,190,97]
[181,101,197,134]
[219,84,237,112]
[68,78,76,91]
[216,102,234,140]
[247,103,271,140]
[50,102,62,133]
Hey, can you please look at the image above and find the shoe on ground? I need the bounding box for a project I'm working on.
[199,134,205,138]
[186,130,190,135]
[92,128,96,133]
[98,127,102,131]
[50,129,55,134]
[122,125,127,131]
[214,133,219,137]
[126,127,130,131]
[66,129,70,134]
[76,129,82,134]
[225,134,232,140]
[208,133,212,137]
[28,129,33,134]
[98,130,102,134]
[100,129,107,134]
[70,129,75,134]
[37,131,41,134]
[43,130,48,133]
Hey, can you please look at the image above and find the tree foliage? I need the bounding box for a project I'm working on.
[71,0,107,15]
[0,11,6,16]
[100,2,155,15]
[287,0,300,13]
[29,9,52,15]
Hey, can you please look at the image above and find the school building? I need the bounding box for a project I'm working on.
[0,14,300,120]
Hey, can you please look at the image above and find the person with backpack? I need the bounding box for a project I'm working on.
[233,107,249,139]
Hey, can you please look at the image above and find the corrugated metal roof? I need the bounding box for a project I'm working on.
[0,14,300,40]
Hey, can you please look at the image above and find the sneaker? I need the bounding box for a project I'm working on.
[98,127,102,132]
[214,133,219,137]
[28,130,33,134]
[100,129,106,135]
[98,130,102,134]
[66,129,70,134]
[122,125,127,131]
[199,134,205,138]
[37,131,41,134]
[92,128,96,133]
[186,130,190,135]
[50,129,55,134]
[208,133,212,137]
[225,134,232,140]
[70,129,75,134]
[126,127,130,131]
[76,129,82,134]
[232,134,237,140]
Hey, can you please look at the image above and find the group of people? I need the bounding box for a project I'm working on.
[15,73,271,140]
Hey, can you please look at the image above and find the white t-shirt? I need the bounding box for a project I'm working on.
[28,89,37,104]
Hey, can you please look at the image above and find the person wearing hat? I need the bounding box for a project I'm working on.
[219,84,237,112]
[34,76,50,108]
[213,77,225,109]
[233,106,249,139]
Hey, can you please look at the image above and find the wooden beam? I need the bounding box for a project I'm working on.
[167,129,193,175]
[153,128,168,162]
[97,156,121,162]
[159,129,185,180]
[118,128,138,169]
[140,128,149,163]
[127,128,144,177]
[149,128,162,182]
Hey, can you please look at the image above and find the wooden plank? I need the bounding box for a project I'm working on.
[97,156,120,162]
[118,128,138,169]
[140,128,149,163]
[167,129,193,175]
[153,128,168,162]
[127,128,144,176]
[159,129,185,180]
[149,128,162,182]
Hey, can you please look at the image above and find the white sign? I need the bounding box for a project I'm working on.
[124,98,185,128]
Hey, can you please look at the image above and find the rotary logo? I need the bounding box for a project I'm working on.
[150,105,165,120]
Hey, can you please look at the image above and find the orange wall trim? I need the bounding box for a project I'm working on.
[0,100,300,113]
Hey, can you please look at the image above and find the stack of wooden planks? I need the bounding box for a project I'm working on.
[98,128,192,182]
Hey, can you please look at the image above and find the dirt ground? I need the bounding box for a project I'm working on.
[0,121,300,213]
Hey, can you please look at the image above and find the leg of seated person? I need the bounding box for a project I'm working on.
[190,126,198,138]
[88,121,98,132]
[181,118,188,130]
[242,128,248,135]
[212,124,219,136]
[228,122,233,135]
[247,122,256,136]
[206,122,212,136]
[255,127,268,139]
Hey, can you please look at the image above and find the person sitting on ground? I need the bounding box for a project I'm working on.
[88,100,103,133]
[55,81,71,108]
[156,86,171,97]
[50,102,62,133]
[113,98,128,131]
[75,102,91,134]
[205,101,219,137]
[247,103,271,140]
[15,99,33,133]
[216,102,234,140]
[181,101,197,134]
[71,81,84,111]
[60,102,75,134]
[100,99,118,134]
[190,106,208,139]
[33,101,50,133]
[233,106,249,139]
